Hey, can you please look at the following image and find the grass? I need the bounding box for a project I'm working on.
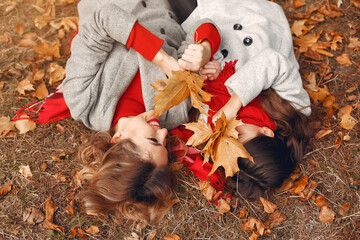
[1,0,360,239]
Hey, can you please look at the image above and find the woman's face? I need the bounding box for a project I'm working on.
[236,123,274,143]
[112,110,168,167]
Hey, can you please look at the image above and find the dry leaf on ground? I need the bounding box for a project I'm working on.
[85,225,100,235]
[14,115,36,134]
[315,129,333,139]
[19,165,33,178]
[260,197,277,213]
[291,175,308,194]
[338,203,351,216]
[216,199,231,214]
[336,54,352,66]
[23,207,45,225]
[0,116,15,138]
[319,206,335,223]
[164,235,182,240]
[0,183,12,199]
[240,217,266,235]
[15,78,35,95]
[43,196,64,232]
[198,180,216,201]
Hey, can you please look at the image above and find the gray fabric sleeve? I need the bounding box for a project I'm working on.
[62,3,137,127]
[224,48,311,116]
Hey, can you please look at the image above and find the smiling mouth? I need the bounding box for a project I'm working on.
[147,118,161,127]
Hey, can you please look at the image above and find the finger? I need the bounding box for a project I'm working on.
[200,68,217,75]
[178,58,199,72]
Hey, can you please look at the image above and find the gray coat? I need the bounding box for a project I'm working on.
[62,0,191,131]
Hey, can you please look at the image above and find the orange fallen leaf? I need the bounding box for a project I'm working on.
[19,165,33,178]
[40,162,47,171]
[35,82,48,99]
[33,70,45,81]
[339,114,358,130]
[266,210,287,229]
[216,198,231,214]
[152,71,212,116]
[291,20,308,37]
[198,180,216,201]
[322,95,335,108]
[0,116,15,138]
[336,54,352,66]
[315,129,333,139]
[240,217,266,235]
[348,37,360,49]
[0,183,12,199]
[239,208,248,219]
[339,203,351,216]
[85,225,100,235]
[56,124,65,134]
[33,38,61,58]
[50,16,78,32]
[18,38,37,47]
[14,115,36,134]
[291,175,308,194]
[0,33,10,43]
[23,207,45,225]
[337,105,353,118]
[15,78,35,95]
[319,206,335,223]
[14,23,24,35]
[185,119,213,146]
[299,180,318,200]
[307,86,331,104]
[277,172,301,192]
[315,195,330,207]
[259,197,277,213]
[43,196,64,232]
[249,232,260,240]
[70,227,86,238]
[294,0,306,8]
[164,235,182,240]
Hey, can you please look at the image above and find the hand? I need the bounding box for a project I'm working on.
[152,48,181,77]
[212,94,243,125]
[178,40,212,72]
[199,60,221,80]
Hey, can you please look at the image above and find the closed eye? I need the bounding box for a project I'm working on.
[148,138,161,145]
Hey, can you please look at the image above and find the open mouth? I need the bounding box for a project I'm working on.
[147,118,160,127]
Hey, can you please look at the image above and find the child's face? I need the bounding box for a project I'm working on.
[236,123,274,143]
[112,110,168,167]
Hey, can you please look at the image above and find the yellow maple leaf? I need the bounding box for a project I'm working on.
[33,38,61,58]
[184,112,252,178]
[152,71,212,116]
[15,78,35,95]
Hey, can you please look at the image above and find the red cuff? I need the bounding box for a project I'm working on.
[194,23,221,56]
[126,22,164,61]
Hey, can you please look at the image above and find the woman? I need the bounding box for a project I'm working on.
[62,0,220,224]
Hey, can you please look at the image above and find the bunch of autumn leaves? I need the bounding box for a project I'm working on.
[152,71,252,178]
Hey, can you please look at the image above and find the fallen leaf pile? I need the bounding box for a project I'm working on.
[152,71,213,116]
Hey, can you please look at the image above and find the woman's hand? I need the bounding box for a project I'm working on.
[178,40,212,72]
[199,60,221,80]
[212,94,242,125]
[152,48,181,77]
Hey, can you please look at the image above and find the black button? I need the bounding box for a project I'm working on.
[233,24,242,30]
[160,28,165,34]
[221,49,228,58]
[243,37,253,46]
[141,1,146,7]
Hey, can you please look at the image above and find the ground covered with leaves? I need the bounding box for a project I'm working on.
[0,0,359,239]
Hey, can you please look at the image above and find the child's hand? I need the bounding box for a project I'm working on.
[178,40,212,72]
[153,48,181,77]
[212,94,243,125]
[200,60,220,80]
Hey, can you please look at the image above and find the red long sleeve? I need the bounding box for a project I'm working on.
[194,23,221,56]
[126,22,164,61]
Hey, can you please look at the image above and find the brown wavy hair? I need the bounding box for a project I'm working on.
[226,89,312,198]
[77,131,177,225]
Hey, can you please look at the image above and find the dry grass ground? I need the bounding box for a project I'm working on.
[0,0,359,239]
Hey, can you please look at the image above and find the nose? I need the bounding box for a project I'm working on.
[157,128,168,146]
